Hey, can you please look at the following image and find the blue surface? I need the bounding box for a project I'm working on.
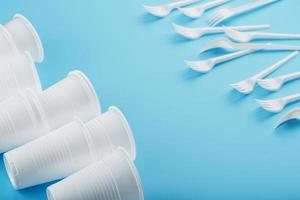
[1,0,300,199]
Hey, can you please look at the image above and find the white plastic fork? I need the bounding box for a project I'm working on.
[173,23,270,40]
[225,28,300,43]
[207,0,281,26]
[179,0,231,18]
[276,107,300,128]
[256,93,300,113]
[199,38,300,54]
[230,51,299,94]
[186,49,258,73]
[258,70,300,92]
[143,0,199,17]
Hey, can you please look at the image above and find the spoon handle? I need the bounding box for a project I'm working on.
[169,0,199,8]
[283,93,300,104]
[233,0,280,15]
[252,32,300,40]
[202,0,231,9]
[212,49,257,64]
[282,70,300,82]
[254,51,298,79]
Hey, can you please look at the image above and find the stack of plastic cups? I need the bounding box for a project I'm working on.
[0,70,101,152]
[1,14,44,63]
[3,106,135,189]
[46,148,144,200]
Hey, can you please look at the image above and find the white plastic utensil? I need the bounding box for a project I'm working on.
[199,38,300,53]
[230,51,298,94]
[256,93,300,113]
[186,49,258,73]
[0,70,101,153]
[276,107,300,128]
[179,0,230,18]
[47,148,144,200]
[4,14,44,63]
[207,0,281,26]
[258,71,300,92]
[225,28,300,43]
[4,107,135,189]
[173,23,270,39]
[143,0,198,17]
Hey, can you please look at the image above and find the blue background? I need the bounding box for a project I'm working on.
[1,0,300,199]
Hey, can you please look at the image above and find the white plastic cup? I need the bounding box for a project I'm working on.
[0,52,41,101]
[3,106,136,189]
[0,90,48,153]
[85,106,136,160]
[0,24,19,62]
[4,14,44,63]
[37,70,101,129]
[0,70,101,152]
[46,148,144,200]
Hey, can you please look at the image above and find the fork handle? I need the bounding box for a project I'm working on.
[254,51,298,79]
[283,93,300,104]
[203,24,270,33]
[212,49,257,64]
[282,71,300,82]
[252,32,300,40]
[202,0,231,9]
[169,0,199,8]
[234,0,280,15]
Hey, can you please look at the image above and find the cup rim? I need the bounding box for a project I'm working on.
[115,147,144,200]
[22,52,42,92]
[108,106,137,160]
[3,152,20,190]
[13,14,44,63]
[0,24,19,58]
[68,70,102,117]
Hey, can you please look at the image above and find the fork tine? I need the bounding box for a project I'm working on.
[210,15,225,27]
[207,12,222,25]
[211,16,225,26]
[208,14,222,26]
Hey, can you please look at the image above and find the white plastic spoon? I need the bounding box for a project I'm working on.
[199,38,300,54]
[256,93,300,113]
[186,49,258,73]
[225,28,300,43]
[143,0,199,17]
[173,23,270,39]
[179,0,231,18]
[276,107,300,128]
[258,70,300,92]
[230,51,299,94]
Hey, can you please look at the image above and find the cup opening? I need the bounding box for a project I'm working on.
[68,70,101,116]
[109,106,137,160]
[3,153,19,190]
[13,14,44,63]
